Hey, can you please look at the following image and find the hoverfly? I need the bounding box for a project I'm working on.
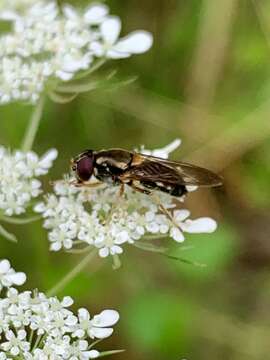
[71,148,222,197]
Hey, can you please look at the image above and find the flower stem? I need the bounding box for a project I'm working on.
[99,350,125,357]
[0,215,41,225]
[21,96,45,152]
[46,249,97,297]
[0,224,17,242]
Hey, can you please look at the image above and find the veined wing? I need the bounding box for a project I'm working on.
[120,153,222,187]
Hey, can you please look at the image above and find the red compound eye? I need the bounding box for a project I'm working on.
[76,154,94,181]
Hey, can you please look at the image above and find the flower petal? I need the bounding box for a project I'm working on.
[7,272,26,285]
[186,185,198,192]
[92,309,119,327]
[63,4,78,20]
[174,209,190,222]
[101,16,121,45]
[62,296,73,307]
[99,247,109,258]
[0,259,10,273]
[90,327,113,339]
[39,149,58,168]
[0,10,19,21]
[114,31,153,54]
[151,139,181,159]
[88,350,100,359]
[170,227,185,242]
[78,308,90,321]
[106,49,131,59]
[84,3,109,24]
[181,218,217,233]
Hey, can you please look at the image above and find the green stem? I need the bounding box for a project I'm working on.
[0,224,17,242]
[0,215,41,225]
[99,350,125,357]
[32,334,44,351]
[73,58,106,80]
[21,96,45,152]
[28,329,34,347]
[46,249,97,297]
[66,246,92,254]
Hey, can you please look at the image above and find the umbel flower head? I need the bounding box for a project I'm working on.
[35,140,218,258]
[0,1,153,104]
[0,146,57,216]
[0,259,120,359]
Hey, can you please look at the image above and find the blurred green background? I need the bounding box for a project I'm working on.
[1,0,270,359]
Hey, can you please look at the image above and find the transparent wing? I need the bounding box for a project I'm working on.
[120,153,222,187]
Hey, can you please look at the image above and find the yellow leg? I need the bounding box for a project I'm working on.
[129,183,152,195]
[119,183,125,197]
[150,193,179,229]
[69,180,103,188]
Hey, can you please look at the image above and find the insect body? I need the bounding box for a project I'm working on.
[71,148,222,197]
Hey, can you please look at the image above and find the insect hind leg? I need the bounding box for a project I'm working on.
[150,193,180,229]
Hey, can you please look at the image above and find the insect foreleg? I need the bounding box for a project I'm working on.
[70,180,103,188]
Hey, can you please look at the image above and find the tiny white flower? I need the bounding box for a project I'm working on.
[90,16,153,59]
[0,259,120,358]
[1,329,30,355]
[0,146,57,216]
[0,259,26,291]
[75,308,119,340]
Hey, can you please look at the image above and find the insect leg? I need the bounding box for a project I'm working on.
[129,183,152,195]
[118,183,125,197]
[150,193,180,229]
[69,180,103,188]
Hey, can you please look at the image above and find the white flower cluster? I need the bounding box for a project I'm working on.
[0,0,36,13]
[0,147,57,216]
[35,141,217,258]
[0,1,153,104]
[0,259,120,359]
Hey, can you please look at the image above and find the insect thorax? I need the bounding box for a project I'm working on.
[94,149,133,185]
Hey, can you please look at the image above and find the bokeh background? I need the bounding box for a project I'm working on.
[1,0,270,359]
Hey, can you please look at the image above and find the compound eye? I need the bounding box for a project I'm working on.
[76,155,94,181]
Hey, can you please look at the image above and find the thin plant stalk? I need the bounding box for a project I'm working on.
[46,249,97,297]
[0,215,41,225]
[21,95,45,152]
[0,224,17,242]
